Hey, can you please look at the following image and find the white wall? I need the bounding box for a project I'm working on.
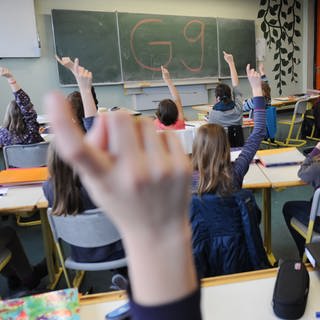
[0,0,311,121]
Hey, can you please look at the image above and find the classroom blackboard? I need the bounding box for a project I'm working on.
[51,10,122,84]
[218,19,256,77]
[118,13,218,81]
[51,10,256,85]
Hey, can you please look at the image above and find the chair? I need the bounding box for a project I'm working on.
[189,189,270,278]
[276,99,309,147]
[3,142,49,226]
[0,249,11,271]
[3,142,50,169]
[290,188,320,262]
[0,249,11,299]
[47,208,127,288]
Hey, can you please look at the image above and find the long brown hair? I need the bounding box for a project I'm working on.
[3,101,26,135]
[192,124,234,196]
[261,82,271,105]
[48,143,83,216]
[67,91,86,132]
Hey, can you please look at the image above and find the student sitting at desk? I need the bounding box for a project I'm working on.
[208,51,242,127]
[191,65,269,278]
[283,141,320,257]
[154,66,185,130]
[0,68,43,146]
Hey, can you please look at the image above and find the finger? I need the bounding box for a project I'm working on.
[73,58,79,72]
[107,111,141,162]
[162,131,191,179]
[55,54,63,64]
[246,64,251,76]
[85,114,109,150]
[140,118,169,177]
[45,91,111,177]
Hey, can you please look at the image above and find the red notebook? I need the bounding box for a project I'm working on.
[0,167,48,186]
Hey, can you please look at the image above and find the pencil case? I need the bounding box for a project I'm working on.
[272,260,309,319]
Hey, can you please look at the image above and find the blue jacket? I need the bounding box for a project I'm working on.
[190,189,269,278]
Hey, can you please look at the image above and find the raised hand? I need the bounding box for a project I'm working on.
[161,65,171,83]
[223,51,234,65]
[0,67,13,79]
[45,92,191,233]
[73,62,92,90]
[45,91,196,305]
[55,55,77,74]
[246,64,263,97]
[258,62,266,76]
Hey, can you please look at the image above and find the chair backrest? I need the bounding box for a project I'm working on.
[293,99,309,120]
[190,189,269,278]
[47,208,122,248]
[309,187,320,222]
[3,142,50,169]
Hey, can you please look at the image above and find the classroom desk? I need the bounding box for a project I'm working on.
[256,162,306,264]
[79,267,320,319]
[0,185,60,289]
[192,94,320,114]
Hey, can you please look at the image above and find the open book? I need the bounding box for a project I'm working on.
[257,147,305,167]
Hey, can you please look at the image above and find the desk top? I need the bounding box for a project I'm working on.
[258,163,306,188]
[79,267,320,320]
[243,164,271,189]
[0,185,44,213]
[192,95,320,113]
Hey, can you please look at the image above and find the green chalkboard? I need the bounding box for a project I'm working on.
[218,18,256,77]
[51,11,256,84]
[52,10,122,85]
[118,13,218,81]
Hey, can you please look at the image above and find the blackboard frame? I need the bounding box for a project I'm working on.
[51,10,256,86]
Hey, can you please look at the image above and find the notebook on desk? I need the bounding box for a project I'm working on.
[0,288,79,319]
[0,167,48,186]
[257,148,305,167]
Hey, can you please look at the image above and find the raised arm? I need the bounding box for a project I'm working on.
[233,65,265,187]
[161,66,184,121]
[56,56,97,118]
[0,67,21,93]
[223,51,239,87]
[45,93,200,318]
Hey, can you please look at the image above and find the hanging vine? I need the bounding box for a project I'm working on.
[257,0,301,95]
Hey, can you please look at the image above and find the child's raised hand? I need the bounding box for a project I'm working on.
[72,60,92,89]
[55,55,76,73]
[161,65,171,83]
[223,51,234,64]
[0,67,13,79]
[246,64,263,97]
[44,91,191,237]
[258,62,265,76]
